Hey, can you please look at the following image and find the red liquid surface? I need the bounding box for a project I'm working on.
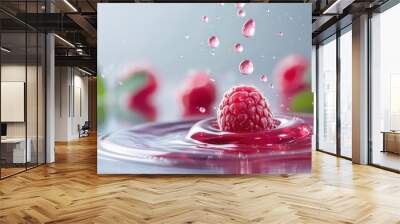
[99,114,312,174]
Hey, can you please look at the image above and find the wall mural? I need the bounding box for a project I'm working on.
[97,3,313,174]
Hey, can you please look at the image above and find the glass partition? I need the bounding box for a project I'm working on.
[27,31,38,169]
[1,31,28,177]
[0,1,46,179]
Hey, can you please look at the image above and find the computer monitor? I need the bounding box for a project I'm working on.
[1,123,7,137]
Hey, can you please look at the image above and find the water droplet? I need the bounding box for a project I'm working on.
[210,51,215,56]
[242,19,255,38]
[219,3,224,6]
[277,32,284,37]
[179,55,184,59]
[235,3,245,9]
[260,75,268,82]
[266,9,271,13]
[239,59,254,75]
[208,36,220,48]
[202,16,209,23]
[119,82,123,86]
[272,56,276,60]
[234,43,243,53]
[289,17,293,21]
[270,83,274,89]
[237,9,245,18]
[210,78,215,82]
[184,35,190,39]
[199,107,206,113]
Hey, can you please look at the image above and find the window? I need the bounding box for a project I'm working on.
[370,3,400,171]
[339,27,352,158]
[317,35,337,154]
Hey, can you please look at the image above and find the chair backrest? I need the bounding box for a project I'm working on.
[82,121,90,129]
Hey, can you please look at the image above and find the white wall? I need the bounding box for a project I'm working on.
[54,67,89,141]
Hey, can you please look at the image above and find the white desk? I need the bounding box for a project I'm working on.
[1,138,31,163]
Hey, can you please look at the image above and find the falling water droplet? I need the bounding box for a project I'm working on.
[277,32,284,37]
[235,3,245,9]
[234,43,243,53]
[266,9,271,13]
[184,35,190,39]
[237,9,245,18]
[202,16,209,23]
[242,19,255,38]
[270,83,274,89]
[239,59,254,75]
[210,78,215,82]
[260,75,268,82]
[199,107,206,113]
[208,36,220,48]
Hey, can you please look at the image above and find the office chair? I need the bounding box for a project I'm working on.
[79,121,90,138]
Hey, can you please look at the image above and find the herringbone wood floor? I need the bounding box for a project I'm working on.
[1,135,400,224]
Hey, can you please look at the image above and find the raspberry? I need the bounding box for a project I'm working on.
[180,71,216,117]
[119,67,158,121]
[275,54,309,97]
[218,86,276,132]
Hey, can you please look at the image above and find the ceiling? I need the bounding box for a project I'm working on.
[0,0,391,74]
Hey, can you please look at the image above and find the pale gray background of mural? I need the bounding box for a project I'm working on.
[98,3,311,132]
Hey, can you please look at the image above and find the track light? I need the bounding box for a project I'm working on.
[1,47,11,53]
[54,34,75,48]
[63,0,78,12]
[322,0,353,15]
[78,67,93,76]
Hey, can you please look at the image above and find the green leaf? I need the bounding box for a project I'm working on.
[290,91,313,113]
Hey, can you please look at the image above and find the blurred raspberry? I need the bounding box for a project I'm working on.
[275,54,309,96]
[118,67,158,121]
[218,86,275,132]
[275,54,310,109]
[180,71,216,117]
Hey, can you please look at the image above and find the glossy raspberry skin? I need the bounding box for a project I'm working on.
[218,86,276,132]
